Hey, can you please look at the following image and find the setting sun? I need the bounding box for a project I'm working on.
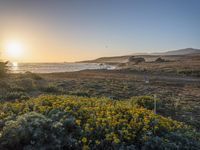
[5,41,24,59]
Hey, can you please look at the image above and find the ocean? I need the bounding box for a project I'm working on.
[9,63,115,73]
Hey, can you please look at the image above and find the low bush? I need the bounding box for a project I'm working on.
[4,92,29,100]
[16,78,36,91]
[0,96,199,149]
[130,96,161,110]
[42,84,60,93]
[0,61,9,78]
[24,72,43,80]
[177,70,200,77]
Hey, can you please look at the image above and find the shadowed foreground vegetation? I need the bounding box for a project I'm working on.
[0,95,200,150]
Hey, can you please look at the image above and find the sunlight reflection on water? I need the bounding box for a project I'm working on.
[11,62,19,71]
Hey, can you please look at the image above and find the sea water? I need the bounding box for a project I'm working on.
[9,63,115,73]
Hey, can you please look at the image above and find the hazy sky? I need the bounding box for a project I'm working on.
[0,0,200,62]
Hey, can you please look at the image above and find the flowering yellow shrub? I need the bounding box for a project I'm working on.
[0,95,199,149]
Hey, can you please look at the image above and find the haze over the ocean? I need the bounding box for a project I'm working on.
[0,0,200,62]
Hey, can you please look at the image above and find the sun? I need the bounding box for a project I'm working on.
[5,41,24,59]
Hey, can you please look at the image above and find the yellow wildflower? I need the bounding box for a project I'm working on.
[95,140,100,145]
[82,145,89,150]
[76,119,81,126]
[82,137,87,143]
[113,138,120,144]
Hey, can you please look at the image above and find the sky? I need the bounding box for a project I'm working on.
[0,0,200,62]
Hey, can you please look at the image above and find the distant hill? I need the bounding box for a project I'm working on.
[79,55,131,64]
[78,48,200,64]
[153,48,200,55]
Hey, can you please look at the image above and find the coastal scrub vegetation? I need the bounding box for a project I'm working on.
[0,61,9,78]
[0,71,200,131]
[0,95,199,149]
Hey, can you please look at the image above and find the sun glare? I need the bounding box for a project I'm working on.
[5,41,24,59]
[12,62,18,67]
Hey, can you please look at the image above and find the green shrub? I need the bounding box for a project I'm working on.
[5,92,29,100]
[178,70,200,77]
[0,61,9,78]
[130,96,160,110]
[143,131,200,150]
[42,84,60,93]
[0,112,80,149]
[9,84,25,92]
[24,72,43,80]
[16,78,36,91]
[70,91,90,97]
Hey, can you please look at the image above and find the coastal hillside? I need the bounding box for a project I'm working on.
[79,48,200,64]
[79,55,130,64]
